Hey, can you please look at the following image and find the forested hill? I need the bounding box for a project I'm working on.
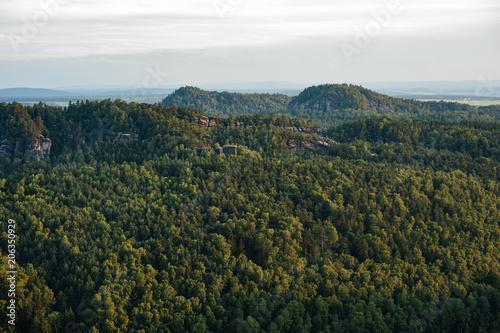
[1,100,500,332]
[161,86,291,117]
[286,84,499,124]
[162,84,500,127]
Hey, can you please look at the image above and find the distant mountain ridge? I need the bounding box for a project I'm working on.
[162,84,500,126]
[362,80,500,99]
[0,87,175,98]
[0,88,75,97]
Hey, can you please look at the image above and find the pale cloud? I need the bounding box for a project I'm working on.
[0,0,498,86]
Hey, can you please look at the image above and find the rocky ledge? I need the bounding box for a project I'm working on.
[0,135,52,161]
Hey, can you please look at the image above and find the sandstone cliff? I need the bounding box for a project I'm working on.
[0,135,51,161]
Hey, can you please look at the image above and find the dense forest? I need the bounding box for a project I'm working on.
[162,84,500,127]
[1,99,500,332]
[161,86,291,117]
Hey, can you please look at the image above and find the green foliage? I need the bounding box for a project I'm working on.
[160,85,500,128]
[288,84,500,126]
[162,86,291,117]
[1,101,500,332]
[0,102,47,139]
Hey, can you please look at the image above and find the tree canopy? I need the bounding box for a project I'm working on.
[1,100,500,332]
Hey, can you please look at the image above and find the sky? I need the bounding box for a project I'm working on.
[0,0,499,89]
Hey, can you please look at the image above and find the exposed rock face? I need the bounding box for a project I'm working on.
[25,135,52,161]
[286,140,333,153]
[14,140,24,158]
[214,145,237,155]
[194,116,227,128]
[222,145,237,155]
[228,121,244,127]
[114,133,139,142]
[300,141,315,152]
[281,126,317,134]
[316,141,330,148]
[197,116,219,127]
[199,117,209,126]
[0,139,15,158]
[0,135,52,161]
[196,147,211,155]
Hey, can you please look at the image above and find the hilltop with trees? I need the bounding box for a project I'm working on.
[162,84,500,127]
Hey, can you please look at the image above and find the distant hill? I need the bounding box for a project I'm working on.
[162,86,291,117]
[361,80,500,99]
[0,88,75,97]
[287,84,500,125]
[0,87,174,105]
[163,84,500,126]
[289,84,378,111]
[289,84,474,112]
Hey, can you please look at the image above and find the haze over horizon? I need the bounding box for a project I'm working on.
[0,0,499,90]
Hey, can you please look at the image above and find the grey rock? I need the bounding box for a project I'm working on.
[0,139,15,158]
[196,147,211,155]
[25,135,51,161]
[115,133,139,142]
[222,145,237,155]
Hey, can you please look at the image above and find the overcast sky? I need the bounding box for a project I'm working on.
[0,0,499,89]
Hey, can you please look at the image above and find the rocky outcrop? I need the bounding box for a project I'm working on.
[316,141,330,148]
[114,133,139,142]
[0,135,51,161]
[196,147,211,155]
[198,117,209,126]
[227,121,244,127]
[287,140,334,153]
[215,145,237,155]
[25,136,51,160]
[299,141,316,152]
[281,126,318,135]
[14,141,24,158]
[223,145,237,155]
[0,139,15,158]
[196,116,219,127]
[195,116,245,128]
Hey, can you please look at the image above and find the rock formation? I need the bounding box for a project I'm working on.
[0,139,15,159]
[114,133,139,142]
[197,116,219,127]
[25,135,52,160]
[222,145,237,155]
[0,135,52,161]
[215,145,237,155]
[196,147,211,155]
[286,140,333,153]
